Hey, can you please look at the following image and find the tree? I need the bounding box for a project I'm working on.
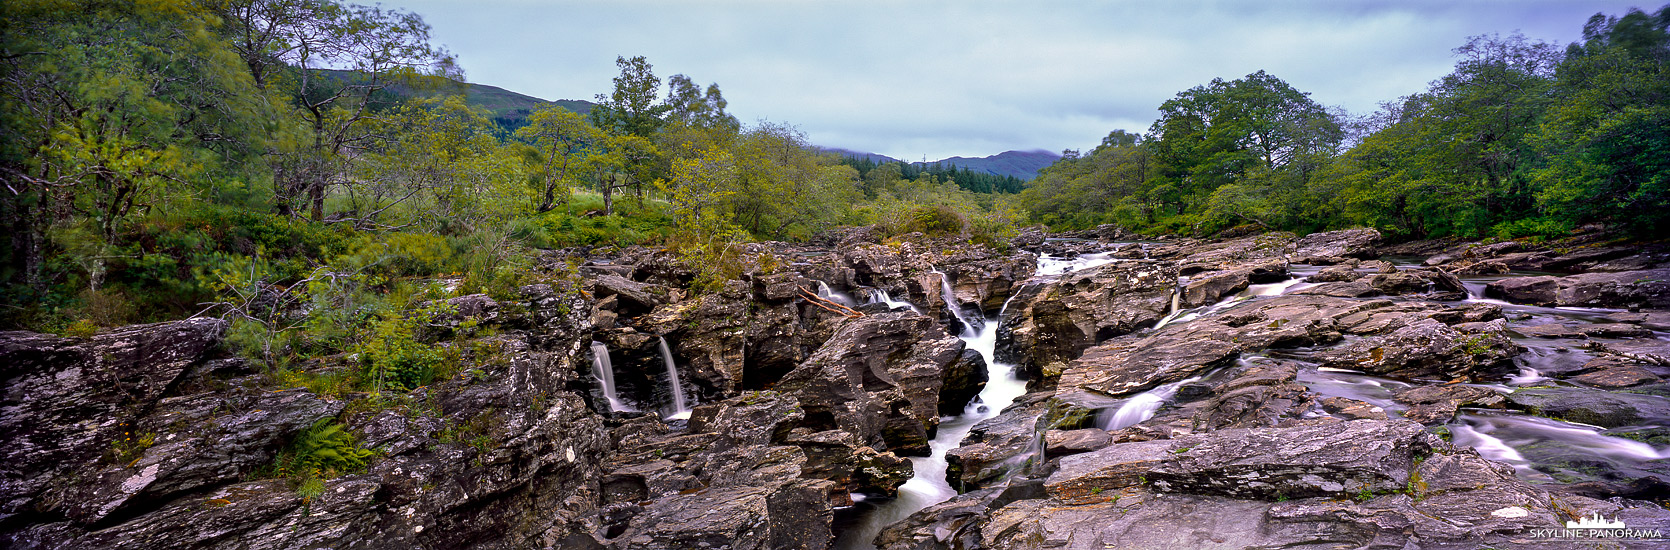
[1,0,268,292]
[231,0,458,220]
[665,74,740,132]
[1327,34,1560,238]
[590,55,670,138]
[353,97,513,231]
[514,105,602,213]
[1532,5,1670,234]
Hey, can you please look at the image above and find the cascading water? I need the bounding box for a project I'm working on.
[817,280,856,306]
[833,275,1030,550]
[1100,377,1200,431]
[657,336,691,421]
[933,269,977,335]
[589,341,633,412]
[868,288,920,313]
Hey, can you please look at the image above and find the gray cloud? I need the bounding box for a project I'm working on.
[389,0,1645,160]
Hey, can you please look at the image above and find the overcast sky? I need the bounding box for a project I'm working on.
[383,0,1648,161]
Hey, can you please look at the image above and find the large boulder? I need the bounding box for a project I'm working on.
[0,318,228,524]
[1506,387,1670,428]
[1487,269,1670,308]
[935,421,1593,550]
[1288,228,1382,264]
[602,392,837,549]
[1318,317,1520,380]
[773,311,964,456]
[995,260,1178,383]
[1179,258,1289,308]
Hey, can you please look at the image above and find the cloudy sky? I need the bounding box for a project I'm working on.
[383,0,1646,161]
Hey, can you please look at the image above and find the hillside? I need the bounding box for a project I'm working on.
[931,149,1059,180]
[316,68,593,129]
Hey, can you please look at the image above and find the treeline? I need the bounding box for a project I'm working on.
[838,156,1027,195]
[0,0,1016,331]
[1020,5,1670,240]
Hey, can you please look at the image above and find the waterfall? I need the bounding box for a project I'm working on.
[658,337,691,420]
[817,280,856,306]
[589,341,633,412]
[1100,377,1200,431]
[933,269,978,336]
[868,288,920,313]
[834,278,1029,550]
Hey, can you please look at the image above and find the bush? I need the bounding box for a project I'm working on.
[1493,217,1571,241]
[353,305,448,392]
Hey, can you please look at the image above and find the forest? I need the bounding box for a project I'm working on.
[0,0,1017,333]
[1021,6,1670,240]
[1,0,1666,337]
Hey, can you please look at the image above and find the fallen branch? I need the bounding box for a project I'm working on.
[799,286,863,318]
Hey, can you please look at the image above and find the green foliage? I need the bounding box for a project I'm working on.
[273,419,375,488]
[353,306,446,392]
[1021,10,1670,240]
[109,430,157,465]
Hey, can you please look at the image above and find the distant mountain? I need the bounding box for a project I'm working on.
[461,82,594,129]
[929,150,1060,180]
[821,148,1060,180]
[314,69,594,130]
[818,148,901,165]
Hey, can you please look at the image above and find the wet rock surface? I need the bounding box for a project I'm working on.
[9,229,1670,549]
[994,260,1178,383]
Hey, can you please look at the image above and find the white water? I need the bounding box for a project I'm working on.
[1508,366,1548,386]
[1036,252,1118,278]
[1100,377,1200,431]
[1247,278,1308,297]
[933,270,978,335]
[867,288,920,313]
[834,279,1030,550]
[817,280,857,306]
[589,341,633,412]
[657,336,691,421]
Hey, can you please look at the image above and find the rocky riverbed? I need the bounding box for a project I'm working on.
[4,227,1670,548]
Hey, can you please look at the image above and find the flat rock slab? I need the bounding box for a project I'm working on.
[1486,269,1670,309]
[1150,419,1434,500]
[1570,358,1662,388]
[1044,420,1436,503]
[1506,387,1670,428]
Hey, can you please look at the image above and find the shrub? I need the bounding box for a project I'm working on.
[353,306,447,392]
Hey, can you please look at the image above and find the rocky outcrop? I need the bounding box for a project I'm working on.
[1486,268,1670,308]
[884,418,1641,550]
[1179,257,1288,308]
[1287,228,1381,264]
[1506,387,1670,428]
[599,392,836,549]
[1,318,230,529]
[994,260,1178,383]
[1151,233,1294,275]
[4,284,619,550]
[1318,316,1520,380]
[773,311,965,457]
[1392,385,1506,424]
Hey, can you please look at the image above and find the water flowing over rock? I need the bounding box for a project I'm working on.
[13,228,1670,549]
[994,260,1178,385]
